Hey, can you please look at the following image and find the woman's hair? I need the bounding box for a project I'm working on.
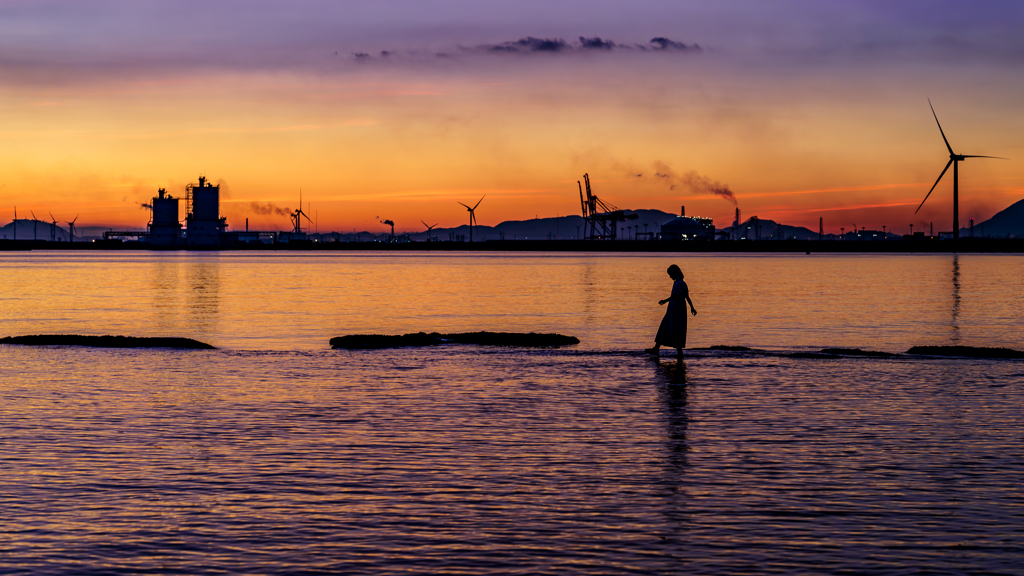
[667,264,683,279]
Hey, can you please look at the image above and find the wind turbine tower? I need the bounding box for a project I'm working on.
[915,99,1006,241]
[458,196,484,242]
[66,215,79,243]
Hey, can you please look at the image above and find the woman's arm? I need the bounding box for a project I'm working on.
[685,294,697,315]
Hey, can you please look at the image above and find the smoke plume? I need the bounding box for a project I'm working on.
[250,202,291,216]
[681,171,737,206]
[139,202,153,210]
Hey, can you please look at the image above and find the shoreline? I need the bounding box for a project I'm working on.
[3,238,1024,253]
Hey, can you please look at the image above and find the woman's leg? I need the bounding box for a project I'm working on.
[675,347,683,357]
[645,344,661,355]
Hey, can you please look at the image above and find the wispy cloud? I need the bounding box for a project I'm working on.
[349,36,700,62]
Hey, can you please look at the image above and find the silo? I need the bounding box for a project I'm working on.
[152,189,179,227]
[185,175,227,246]
[191,176,219,221]
[149,188,182,246]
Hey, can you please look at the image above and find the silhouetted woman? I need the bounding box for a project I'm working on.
[646,264,697,358]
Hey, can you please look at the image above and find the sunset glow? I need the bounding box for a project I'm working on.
[2,1,1022,235]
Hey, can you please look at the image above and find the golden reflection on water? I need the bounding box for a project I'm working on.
[151,257,181,333]
[186,259,220,334]
[0,252,1022,351]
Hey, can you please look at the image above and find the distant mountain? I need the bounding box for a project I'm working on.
[0,220,144,242]
[962,198,1024,238]
[0,219,71,241]
[406,209,680,241]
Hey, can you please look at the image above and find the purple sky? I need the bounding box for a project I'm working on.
[3,0,1023,78]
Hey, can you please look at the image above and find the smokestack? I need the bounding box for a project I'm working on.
[681,205,685,217]
[734,207,740,227]
[246,218,249,232]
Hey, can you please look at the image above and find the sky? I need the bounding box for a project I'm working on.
[1,0,1023,234]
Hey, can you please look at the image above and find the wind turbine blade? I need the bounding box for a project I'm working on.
[928,99,954,156]
[472,195,485,210]
[915,159,953,214]
[961,155,1008,159]
[457,202,471,209]
[421,220,428,228]
[71,215,79,224]
[31,210,37,220]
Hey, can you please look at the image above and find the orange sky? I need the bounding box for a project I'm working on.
[1,2,1022,235]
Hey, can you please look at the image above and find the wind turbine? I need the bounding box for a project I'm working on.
[457,196,484,242]
[915,99,1006,240]
[66,215,79,243]
[421,220,438,242]
[30,210,38,240]
[290,207,311,234]
[49,212,58,242]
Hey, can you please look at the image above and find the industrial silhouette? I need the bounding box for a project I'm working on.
[290,190,312,237]
[578,173,637,240]
[379,218,395,242]
[457,196,484,242]
[646,264,698,358]
[915,99,1007,240]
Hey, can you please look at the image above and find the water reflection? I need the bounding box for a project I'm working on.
[151,258,182,333]
[656,360,690,536]
[657,360,689,468]
[186,258,220,334]
[950,255,961,344]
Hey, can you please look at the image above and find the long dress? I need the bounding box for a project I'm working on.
[655,279,689,348]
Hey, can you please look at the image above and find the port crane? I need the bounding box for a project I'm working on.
[578,173,637,240]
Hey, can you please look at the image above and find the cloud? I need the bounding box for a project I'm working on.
[483,37,571,53]
[459,36,699,57]
[339,35,701,63]
[249,202,291,216]
[579,37,617,50]
[648,37,696,51]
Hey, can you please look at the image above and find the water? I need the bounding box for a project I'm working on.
[2,252,1023,574]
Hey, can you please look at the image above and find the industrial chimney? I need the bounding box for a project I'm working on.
[680,206,685,218]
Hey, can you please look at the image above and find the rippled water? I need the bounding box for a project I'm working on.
[2,251,1023,574]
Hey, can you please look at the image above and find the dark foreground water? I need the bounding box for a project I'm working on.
[2,252,1023,574]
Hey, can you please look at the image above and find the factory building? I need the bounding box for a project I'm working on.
[659,206,714,241]
[149,188,182,246]
[185,176,227,246]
